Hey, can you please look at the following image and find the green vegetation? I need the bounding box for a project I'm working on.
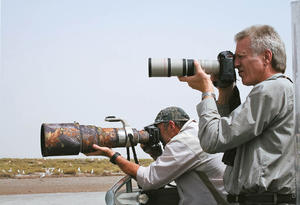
[0,158,153,178]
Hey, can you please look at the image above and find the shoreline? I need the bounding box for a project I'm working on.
[0,175,126,195]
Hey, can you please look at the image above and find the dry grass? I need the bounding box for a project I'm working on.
[0,158,153,178]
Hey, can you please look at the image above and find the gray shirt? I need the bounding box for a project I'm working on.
[136,120,227,205]
[196,73,296,195]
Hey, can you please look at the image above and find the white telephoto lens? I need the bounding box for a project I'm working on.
[148,58,219,77]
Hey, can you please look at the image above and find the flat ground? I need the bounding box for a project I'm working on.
[0,176,127,195]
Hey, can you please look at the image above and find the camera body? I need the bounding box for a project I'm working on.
[143,125,161,145]
[216,51,236,88]
[148,51,235,88]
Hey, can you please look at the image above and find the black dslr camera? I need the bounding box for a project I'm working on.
[143,125,161,145]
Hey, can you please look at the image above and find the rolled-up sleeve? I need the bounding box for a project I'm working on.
[136,141,199,190]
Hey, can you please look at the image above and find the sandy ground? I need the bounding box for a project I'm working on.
[0,176,126,195]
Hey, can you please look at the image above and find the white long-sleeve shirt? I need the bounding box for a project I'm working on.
[136,120,227,205]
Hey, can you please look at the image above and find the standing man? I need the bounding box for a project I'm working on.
[88,106,227,205]
[179,25,296,204]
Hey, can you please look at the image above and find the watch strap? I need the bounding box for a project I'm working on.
[110,152,121,164]
[202,91,216,100]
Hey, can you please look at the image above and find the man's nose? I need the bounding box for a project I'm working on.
[234,58,240,69]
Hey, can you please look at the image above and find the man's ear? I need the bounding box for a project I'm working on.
[263,49,272,65]
[168,120,176,129]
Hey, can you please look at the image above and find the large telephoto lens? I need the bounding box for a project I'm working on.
[148,58,220,77]
[40,123,151,157]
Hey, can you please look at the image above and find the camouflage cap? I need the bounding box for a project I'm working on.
[154,106,190,125]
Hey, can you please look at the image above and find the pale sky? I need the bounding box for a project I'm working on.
[0,0,295,158]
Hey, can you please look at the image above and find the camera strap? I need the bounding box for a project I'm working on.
[128,133,139,165]
[277,75,293,83]
[222,85,241,166]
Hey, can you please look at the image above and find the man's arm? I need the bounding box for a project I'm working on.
[86,144,140,178]
[88,142,197,190]
[197,80,286,154]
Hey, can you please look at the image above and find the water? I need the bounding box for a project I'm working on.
[0,192,106,205]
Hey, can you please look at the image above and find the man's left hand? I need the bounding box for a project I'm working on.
[85,144,114,158]
[178,60,214,93]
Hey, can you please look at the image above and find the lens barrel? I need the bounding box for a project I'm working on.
[148,58,219,77]
[41,123,150,157]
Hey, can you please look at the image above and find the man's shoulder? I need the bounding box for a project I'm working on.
[256,74,293,89]
[173,121,199,142]
[170,122,204,155]
[172,130,199,145]
[251,74,293,97]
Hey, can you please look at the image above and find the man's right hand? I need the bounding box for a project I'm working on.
[211,70,236,105]
[216,83,236,105]
[140,144,162,160]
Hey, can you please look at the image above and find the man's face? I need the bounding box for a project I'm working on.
[156,122,172,145]
[234,37,265,86]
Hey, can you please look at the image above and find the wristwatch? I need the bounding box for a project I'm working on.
[110,152,121,164]
[202,91,216,100]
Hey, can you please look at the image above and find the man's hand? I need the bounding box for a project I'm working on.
[211,74,236,105]
[85,144,114,158]
[141,144,162,160]
[178,60,214,93]
[86,144,139,177]
[216,83,236,105]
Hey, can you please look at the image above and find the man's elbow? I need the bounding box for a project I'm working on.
[200,141,218,154]
[198,126,221,154]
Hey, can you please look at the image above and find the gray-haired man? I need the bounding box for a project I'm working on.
[179,25,296,204]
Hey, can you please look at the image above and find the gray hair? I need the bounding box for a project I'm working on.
[162,120,187,130]
[235,25,286,73]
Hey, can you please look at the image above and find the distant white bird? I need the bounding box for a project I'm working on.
[45,168,51,175]
[22,170,25,175]
[8,168,12,173]
[77,167,81,173]
[91,169,94,174]
[40,173,46,178]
